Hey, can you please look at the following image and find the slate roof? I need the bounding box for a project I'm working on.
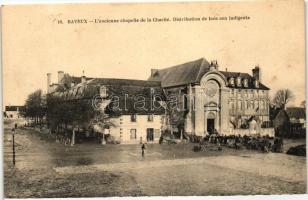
[49,77,165,115]
[148,57,270,90]
[56,74,93,91]
[286,107,306,119]
[220,71,270,90]
[148,58,210,88]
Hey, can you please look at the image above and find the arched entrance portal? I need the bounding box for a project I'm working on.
[202,78,221,135]
[207,112,216,134]
[191,69,229,136]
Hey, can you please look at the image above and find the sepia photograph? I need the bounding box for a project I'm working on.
[1,0,307,198]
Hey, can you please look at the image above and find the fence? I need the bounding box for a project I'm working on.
[233,128,275,137]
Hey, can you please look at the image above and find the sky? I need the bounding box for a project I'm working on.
[2,0,305,107]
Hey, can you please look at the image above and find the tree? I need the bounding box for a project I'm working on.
[46,94,112,145]
[23,89,46,124]
[272,89,295,109]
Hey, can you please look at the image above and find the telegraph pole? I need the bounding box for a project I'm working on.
[12,128,16,166]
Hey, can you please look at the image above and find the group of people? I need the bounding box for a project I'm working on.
[202,134,283,153]
[55,134,72,146]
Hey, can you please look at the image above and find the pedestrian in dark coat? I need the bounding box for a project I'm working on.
[141,143,146,157]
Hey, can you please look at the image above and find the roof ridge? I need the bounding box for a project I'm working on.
[93,77,161,83]
[159,57,204,72]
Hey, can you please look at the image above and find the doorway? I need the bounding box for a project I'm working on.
[207,119,215,134]
[147,128,154,141]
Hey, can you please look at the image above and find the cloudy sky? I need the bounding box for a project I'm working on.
[2,0,305,107]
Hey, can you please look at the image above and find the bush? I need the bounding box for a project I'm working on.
[105,134,120,144]
[287,145,306,156]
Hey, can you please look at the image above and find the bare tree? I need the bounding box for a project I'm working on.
[272,89,295,109]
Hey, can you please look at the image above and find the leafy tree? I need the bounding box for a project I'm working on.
[23,89,46,124]
[47,97,94,131]
[272,89,295,109]
[46,94,112,144]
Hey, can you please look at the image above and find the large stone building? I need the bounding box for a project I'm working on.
[47,57,272,143]
[47,73,166,144]
[148,58,271,136]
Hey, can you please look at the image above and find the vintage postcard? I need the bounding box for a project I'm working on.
[1,0,307,198]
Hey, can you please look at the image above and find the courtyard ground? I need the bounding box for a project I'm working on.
[3,120,307,197]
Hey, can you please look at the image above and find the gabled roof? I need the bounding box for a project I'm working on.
[286,107,306,119]
[274,109,290,127]
[148,58,270,90]
[148,58,210,88]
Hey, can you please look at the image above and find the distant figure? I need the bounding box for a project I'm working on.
[14,123,17,129]
[141,143,146,157]
[159,136,163,144]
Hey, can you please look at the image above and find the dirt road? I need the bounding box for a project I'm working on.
[3,125,307,197]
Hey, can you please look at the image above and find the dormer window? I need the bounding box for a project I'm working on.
[243,78,248,88]
[254,80,259,88]
[236,77,242,87]
[100,86,107,98]
[150,88,155,95]
[229,77,235,86]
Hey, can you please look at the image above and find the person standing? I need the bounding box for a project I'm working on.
[141,143,146,157]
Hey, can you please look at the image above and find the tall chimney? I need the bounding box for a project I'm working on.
[58,71,64,83]
[252,66,260,81]
[81,75,86,83]
[47,73,51,93]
